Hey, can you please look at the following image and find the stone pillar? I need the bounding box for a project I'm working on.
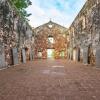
[22,49,26,63]
[12,48,19,65]
[0,44,5,68]
[69,48,73,60]
[83,47,88,65]
[96,45,100,67]
[67,50,70,60]
[30,49,33,61]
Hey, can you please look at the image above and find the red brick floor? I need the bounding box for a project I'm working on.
[0,59,100,100]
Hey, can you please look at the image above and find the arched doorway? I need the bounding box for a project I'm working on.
[73,47,80,62]
[77,48,80,62]
[88,45,95,65]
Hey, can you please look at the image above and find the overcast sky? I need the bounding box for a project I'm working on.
[26,0,86,28]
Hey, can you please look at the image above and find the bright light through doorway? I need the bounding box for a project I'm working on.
[47,49,54,58]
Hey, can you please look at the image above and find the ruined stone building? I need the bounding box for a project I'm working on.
[0,0,34,68]
[34,21,67,59]
[1,0,100,69]
[67,0,100,66]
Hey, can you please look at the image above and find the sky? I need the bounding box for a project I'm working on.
[26,0,86,28]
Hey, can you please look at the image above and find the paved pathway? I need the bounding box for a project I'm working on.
[0,59,100,100]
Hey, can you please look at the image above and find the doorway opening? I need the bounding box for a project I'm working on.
[47,49,54,58]
[73,48,76,61]
[48,36,54,44]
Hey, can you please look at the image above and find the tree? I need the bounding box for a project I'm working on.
[11,0,32,18]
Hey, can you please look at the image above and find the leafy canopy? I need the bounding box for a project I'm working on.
[11,0,32,18]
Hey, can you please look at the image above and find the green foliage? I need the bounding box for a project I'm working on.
[11,0,32,18]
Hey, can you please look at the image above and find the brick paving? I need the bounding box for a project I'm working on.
[0,59,100,100]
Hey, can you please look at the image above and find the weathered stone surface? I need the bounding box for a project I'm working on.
[30,49,33,61]
[34,21,67,59]
[68,0,100,66]
[22,49,26,63]
[83,47,88,65]
[0,43,5,68]
[96,45,100,67]
[12,48,19,65]
[0,0,34,67]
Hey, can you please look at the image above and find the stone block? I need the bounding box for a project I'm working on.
[0,44,5,68]
[22,49,26,63]
[96,45,100,67]
[83,47,88,65]
[30,50,33,61]
[12,48,19,65]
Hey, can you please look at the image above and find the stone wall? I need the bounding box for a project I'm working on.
[34,21,67,59]
[0,0,34,68]
[68,0,100,66]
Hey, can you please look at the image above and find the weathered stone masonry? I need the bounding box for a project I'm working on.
[68,0,100,66]
[34,21,68,59]
[0,0,34,68]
